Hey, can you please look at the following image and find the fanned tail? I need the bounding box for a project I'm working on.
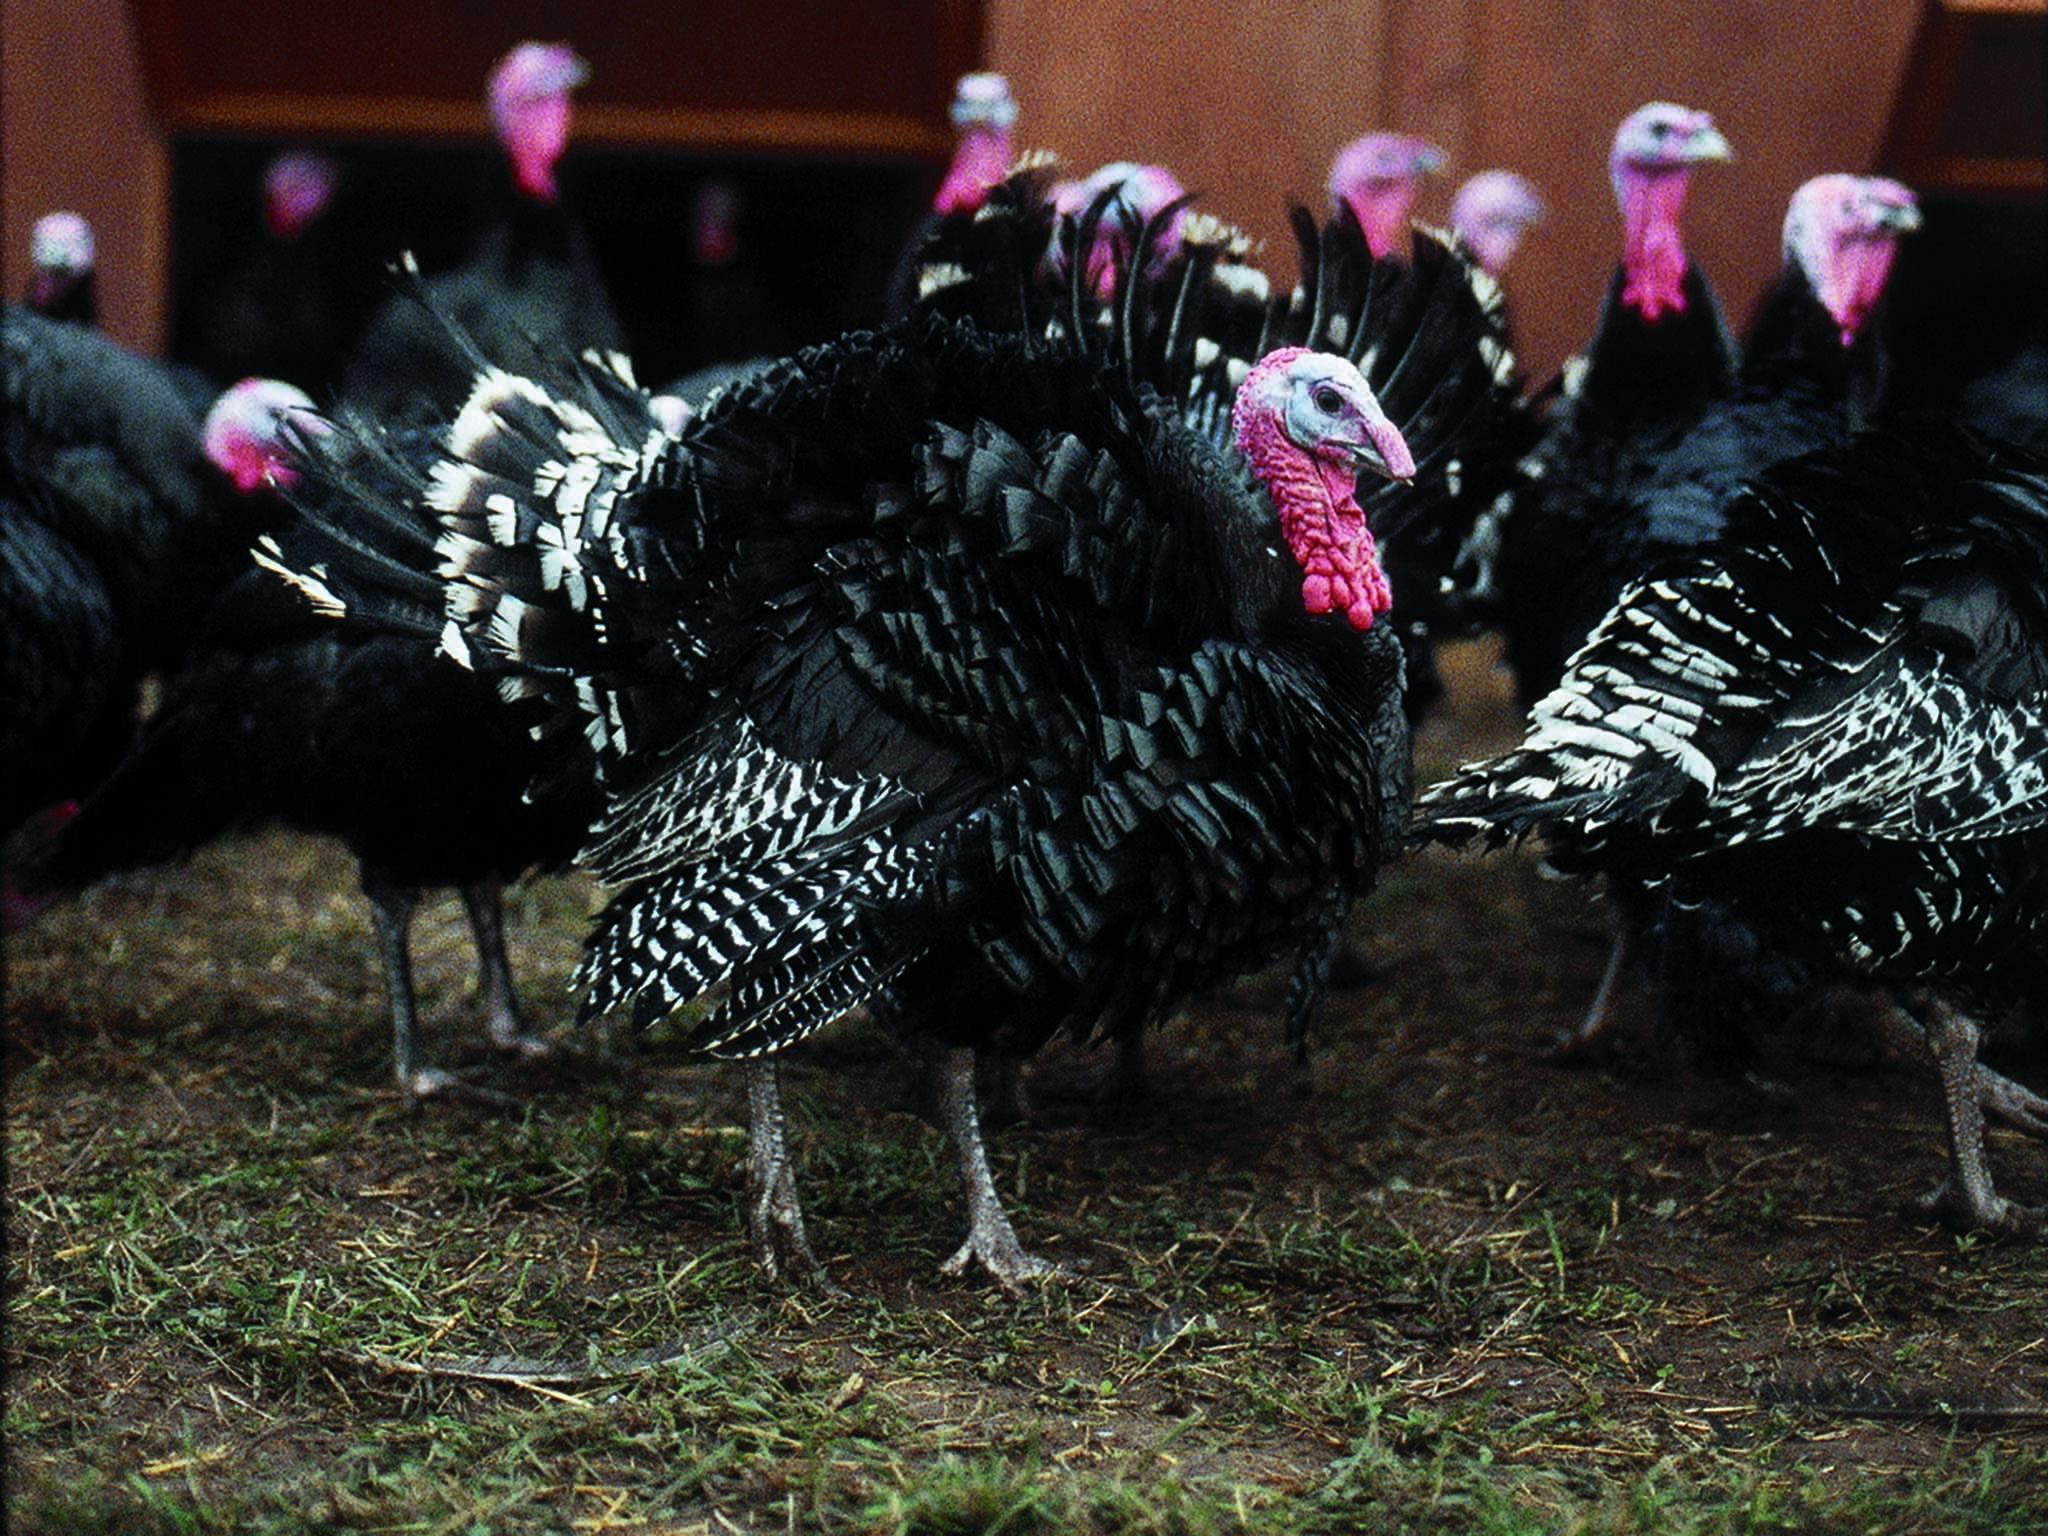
[265,287,687,773]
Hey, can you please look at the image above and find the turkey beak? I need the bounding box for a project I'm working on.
[1347,440,1413,486]
[1873,200,1922,236]
[1684,125,1733,165]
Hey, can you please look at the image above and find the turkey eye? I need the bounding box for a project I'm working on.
[1313,386,1343,415]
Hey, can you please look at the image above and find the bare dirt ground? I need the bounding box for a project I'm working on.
[8,637,2048,1534]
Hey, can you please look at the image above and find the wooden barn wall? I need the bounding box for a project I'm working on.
[989,0,1926,379]
[2,0,170,354]
[4,0,1926,375]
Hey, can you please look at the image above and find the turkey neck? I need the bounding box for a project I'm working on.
[1742,263,1891,424]
[935,124,1012,216]
[1616,166,1696,323]
[28,270,97,327]
[1582,262,1736,426]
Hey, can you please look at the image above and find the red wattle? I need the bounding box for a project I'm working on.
[1618,168,1693,323]
[1234,374,1394,632]
[935,128,1011,216]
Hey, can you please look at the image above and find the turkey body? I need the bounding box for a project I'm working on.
[190,215,362,400]
[0,306,248,833]
[0,498,125,831]
[272,303,1426,1285]
[36,435,602,1094]
[1494,262,1736,707]
[313,322,1412,1065]
[1422,429,2048,1233]
[1550,256,1900,1064]
[345,186,623,425]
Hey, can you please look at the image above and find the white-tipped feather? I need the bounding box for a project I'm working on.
[438,620,474,668]
[424,459,484,513]
[484,492,521,545]
[253,540,347,619]
[447,368,554,459]
[919,261,970,299]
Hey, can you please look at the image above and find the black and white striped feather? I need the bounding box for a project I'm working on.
[1421,428,2048,995]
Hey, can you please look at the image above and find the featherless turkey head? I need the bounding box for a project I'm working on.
[1608,102,1731,322]
[204,378,326,494]
[935,71,1017,215]
[28,212,94,309]
[1328,133,1447,260]
[263,151,338,241]
[1784,173,1920,348]
[1234,348,1416,631]
[1049,161,1189,297]
[488,41,590,204]
[1450,170,1545,276]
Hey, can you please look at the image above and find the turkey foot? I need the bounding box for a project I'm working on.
[931,1045,1066,1293]
[1548,912,1631,1060]
[1901,1001,2045,1238]
[745,1059,841,1292]
[463,878,554,1060]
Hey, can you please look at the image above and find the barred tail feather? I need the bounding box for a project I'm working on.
[576,837,933,1056]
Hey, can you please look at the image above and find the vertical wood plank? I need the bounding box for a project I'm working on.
[2,0,170,354]
[988,0,1390,261]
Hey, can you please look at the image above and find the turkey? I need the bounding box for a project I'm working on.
[1472,102,1732,1048]
[1450,171,1545,280]
[257,175,1508,1291]
[1327,133,1446,262]
[343,41,623,423]
[655,179,798,415]
[1492,101,1734,708]
[1532,172,1923,1060]
[1420,428,2048,1236]
[1,313,298,926]
[30,386,602,1098]
[24,212,96,325]
[921,159,1525,732]
[185,151,363,397]
[0,308,279,825]
[29,206,223,414]
[1326,140,1529,722]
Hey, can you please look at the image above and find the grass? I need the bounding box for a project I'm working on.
[8,638,2048,1534]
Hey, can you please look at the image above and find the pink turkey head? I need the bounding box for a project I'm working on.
[934,71,1016,216]
[1052,161,1189,298]
[1783,173,1920,347]
[1450,170,1545,276]
[1608,101,1731,322]
[1233,348,1415,631]
[28,212,94,310]
[488,41,590,205]
[263,151,338,241]
[1327,133,1447,259]
[204,378,326,494]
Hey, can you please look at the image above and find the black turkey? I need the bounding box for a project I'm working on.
[259,180,1507,1290]
[343,41,623,424]
[1422,428,2048,1235]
